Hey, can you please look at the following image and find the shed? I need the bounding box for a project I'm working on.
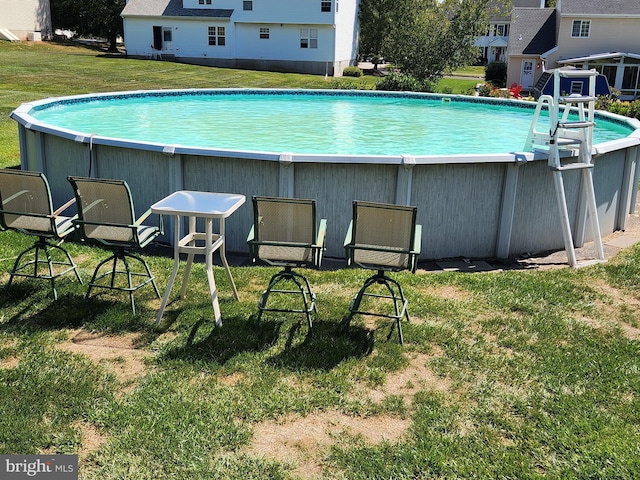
[534,67,611,99]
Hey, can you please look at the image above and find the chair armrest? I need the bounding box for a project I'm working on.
[343,220,354,266]
[314,218,327,266]
[315,218,327,248]
[410,224,422,273]
[135,208,163,234]
[52,197,76,217]
[412,224,422,255]
[246,225,257,261]
[135,208,153,226]
[343,220,353,248]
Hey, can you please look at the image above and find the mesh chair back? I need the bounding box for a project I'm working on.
[253,196,316,264]
[351,201,417,270]
[0,169,56,235]
[69,177,137,244]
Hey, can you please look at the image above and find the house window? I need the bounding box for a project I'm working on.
[259,27,269,39]
[208,26,226,46]
[592,64,617,89]
[199,0,212,4]
[571,20,590,38]
[300,28,318,48]
[243,1,253,10]
[622,66,640,91]
[321,0,331,12]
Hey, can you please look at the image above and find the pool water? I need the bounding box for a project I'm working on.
[31,91,633,156]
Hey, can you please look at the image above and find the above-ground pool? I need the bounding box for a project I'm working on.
[10,89,640,261]
[24,90,633,157]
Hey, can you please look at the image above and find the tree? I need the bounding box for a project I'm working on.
[358,0,397,70]
[50,0,126,52]
[360,0,506,82]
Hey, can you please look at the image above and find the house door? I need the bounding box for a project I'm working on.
[153,26,162,51]
[520,60,535,89]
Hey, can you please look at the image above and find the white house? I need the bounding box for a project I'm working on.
[121,0,360,76]
[0,0,51,41]
[475,0,544,64]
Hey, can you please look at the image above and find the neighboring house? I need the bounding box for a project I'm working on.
[121,0,359,76]
[476,0,544,64]
[0,0,51,41]
[506,6,556,91]
[507,0,640,98]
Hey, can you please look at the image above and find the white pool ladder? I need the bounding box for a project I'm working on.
[526,68,605,268]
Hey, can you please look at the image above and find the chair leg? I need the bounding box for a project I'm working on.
[6,238,81,300]
[6,243,38,291]
[341,273,379,333]
[85,249,158,314]
[127,252,161,298]
[85,253,117,301]
[120,254,136,315]
[344,270,409,344]
[256,267,315,333]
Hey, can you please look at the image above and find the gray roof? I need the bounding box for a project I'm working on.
[508,8,556,56]
[121,0,233,18]
[512,0,544,7]
[560,0,640,16]
[489,0,543,21]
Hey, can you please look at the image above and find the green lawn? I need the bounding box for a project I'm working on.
[1,41,639,480]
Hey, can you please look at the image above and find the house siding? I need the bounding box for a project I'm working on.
[547,16,640,65]
[122,0,358,76]
[506,3,640,93]
[0,0,51,40]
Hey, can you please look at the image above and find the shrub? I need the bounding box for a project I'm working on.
[485,62,507,88]
[329,79,359,90]
[477,82,492,97]
[627,100,640,120]
[343,66,363,77]
[376,72,434,92]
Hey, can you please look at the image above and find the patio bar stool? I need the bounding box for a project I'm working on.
[247,196,327,333]
[342,200,421,344]
[0,169,82,299]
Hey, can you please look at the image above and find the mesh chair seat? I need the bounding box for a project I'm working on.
[255,244,316,264]
[247,196,326,333]
[343,201,422,344]
[68,176,162,314]
[0,169,82,299]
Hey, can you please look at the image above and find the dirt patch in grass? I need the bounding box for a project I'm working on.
[57,330,152,391]
[584,280,640,339]
[360,350,449,405]
[247,411,411,479]
[73,420,108,460]
[247,350,448,478]
[430,285,473,302]
[0,355,19,369]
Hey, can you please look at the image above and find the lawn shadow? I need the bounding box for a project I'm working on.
[0,283,156,334]
[157,315,283,365]
[264,319,375,372]
[157,315,375,371]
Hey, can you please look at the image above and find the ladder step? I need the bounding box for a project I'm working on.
[558,121,595,129]
[556,137,583,146]
[560,96,597,103]
[558,69,599,78]
[551,162,593,171]
[573,259,607,269]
